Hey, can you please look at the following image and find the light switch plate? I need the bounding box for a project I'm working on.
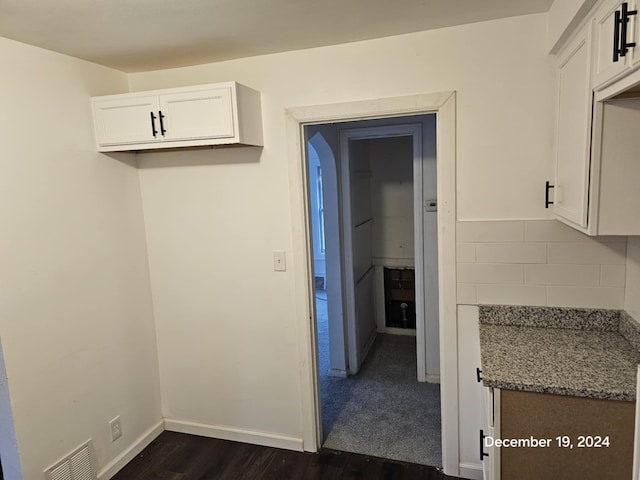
[273,251,286,271]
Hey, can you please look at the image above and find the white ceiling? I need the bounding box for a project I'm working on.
[0,0,554,73]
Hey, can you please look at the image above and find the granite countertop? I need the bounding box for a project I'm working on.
[479,306,640,402]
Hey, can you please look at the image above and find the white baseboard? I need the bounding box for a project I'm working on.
[328,368,347,378]
[383,327,416,336]
[426,374,441,383]
[164,418,304,451]
[458,462,483,480]
[97,419,164,480]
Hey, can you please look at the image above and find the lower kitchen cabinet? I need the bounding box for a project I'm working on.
[457,305,485,479]
[486,389,635,480]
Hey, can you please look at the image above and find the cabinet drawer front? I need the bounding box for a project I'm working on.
[93,95,160,146]
[159,87,235,142]
[593,0,633,88]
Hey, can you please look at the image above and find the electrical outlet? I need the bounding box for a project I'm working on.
[109,416,122,442]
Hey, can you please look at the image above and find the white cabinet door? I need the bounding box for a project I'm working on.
[159,86,235,142]
[554,25,593,229]
[457,305,484,480]
[92,94,161,147]
[593,0,636,88]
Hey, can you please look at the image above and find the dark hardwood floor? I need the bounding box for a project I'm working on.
[112,431,458,480]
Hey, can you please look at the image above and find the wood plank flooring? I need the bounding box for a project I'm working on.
[112,432,458,480]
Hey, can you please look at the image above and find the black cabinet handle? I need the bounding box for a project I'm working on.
[159,110,167,136]
[476,367,483,383]
[150,112,158,137]
[615,9,622,62]
[480,429,489,461]
[622,2,637,57]
[545,181,554,208]
[614,2,637,62]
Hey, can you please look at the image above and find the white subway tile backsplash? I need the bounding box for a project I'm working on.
[546,286,625,309]
[455,221,630,309]
[457,221,524,243]
[600,265,626,287]
[457,283,477,304]
[524,220,592,242]
[456,243,476,263]
[476,243,547,264]
[525,264,600,286]
[457,263,524,284]
[476,284,547,306]
[547,242,626,265]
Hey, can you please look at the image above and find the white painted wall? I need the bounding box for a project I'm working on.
[129,13,553,448]
[0,37,162,479]
[370,137,414,262]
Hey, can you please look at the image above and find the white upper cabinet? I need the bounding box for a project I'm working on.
[551,0,640,235]
[92,82,262,152]
[158,87,235,142]
[93,94,161,147]
[553,24,593,228]
[593,0,636,88]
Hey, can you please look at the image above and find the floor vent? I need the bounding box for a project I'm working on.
[45,440,96,480]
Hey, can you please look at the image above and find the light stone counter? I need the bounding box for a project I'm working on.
[479,306,640,401]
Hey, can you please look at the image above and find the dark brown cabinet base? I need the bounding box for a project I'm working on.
[500,390,635,480]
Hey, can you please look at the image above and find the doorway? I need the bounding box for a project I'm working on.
[304,116,440,465]
[0,338,22,480]
[285,91,458,475]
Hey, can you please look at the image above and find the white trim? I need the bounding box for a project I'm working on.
[372,257,415,267]
[384,327,417,336]
[458,463,484,480]
[412,125,427,382]
[328,368,348,378]
[164,419,304,451]
[426,374,441,383]
[97,420,164,480]
[339,128,360,373]
[285,91,458,475]
[437,92,459,476]
[339,124,423,375]
[285,111,321,452]
[456,217,552,222]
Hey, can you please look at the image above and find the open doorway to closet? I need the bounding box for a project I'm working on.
[304,115,441,466]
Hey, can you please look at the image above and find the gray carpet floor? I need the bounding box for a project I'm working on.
[316,293,442,467]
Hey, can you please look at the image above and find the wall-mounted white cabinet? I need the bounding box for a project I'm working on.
[551,0,640,235]
[92,81,262,152]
